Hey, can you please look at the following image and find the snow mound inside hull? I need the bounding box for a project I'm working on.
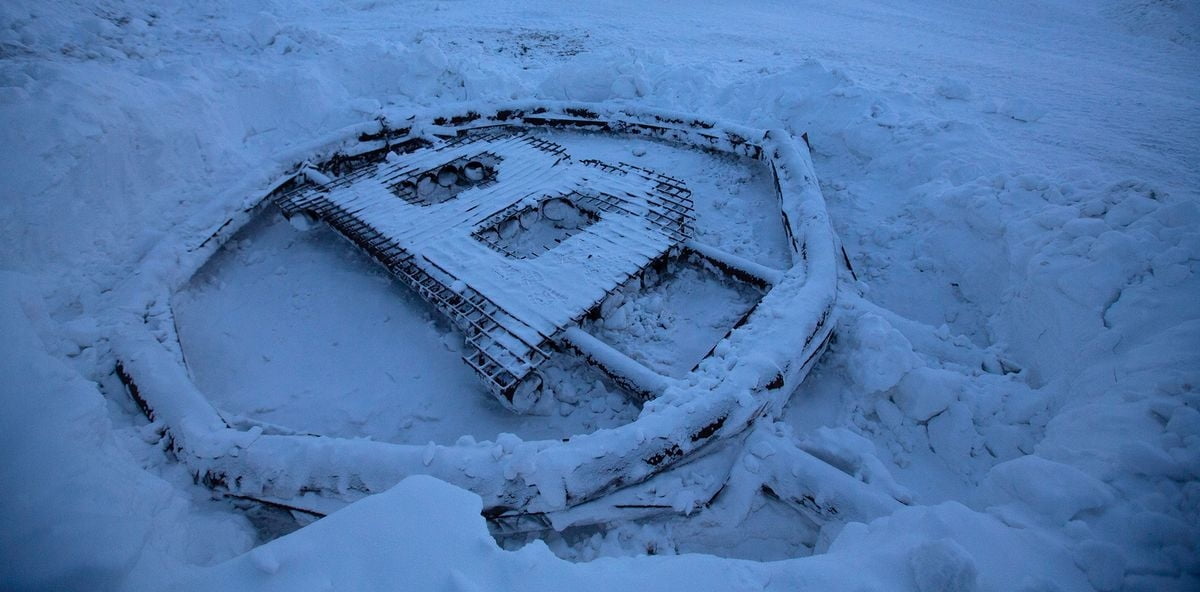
[585,259,764,379]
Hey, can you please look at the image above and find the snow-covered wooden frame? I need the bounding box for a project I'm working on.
[109,101,839,521]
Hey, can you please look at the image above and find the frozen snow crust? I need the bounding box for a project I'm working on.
[108,102,840,524]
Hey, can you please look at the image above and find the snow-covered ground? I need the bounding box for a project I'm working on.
[2,0,1198,590]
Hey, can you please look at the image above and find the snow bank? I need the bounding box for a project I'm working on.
[175,475,1095,592]
[0,273,253,591]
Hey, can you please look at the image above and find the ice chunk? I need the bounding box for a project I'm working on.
[496,432,521,453]
[1166,406,1200,439]
[935,78,972,101]
[975,455,1112,524]
[927,403,976,459]
[1117,440,1185,480]
[1072,540,1125,592]
[845,313,921,394]
[248,12,279,47]
[894,367,960,422]
[909,539,979,592]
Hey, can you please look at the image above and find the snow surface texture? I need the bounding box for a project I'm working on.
[1,1,1198,591]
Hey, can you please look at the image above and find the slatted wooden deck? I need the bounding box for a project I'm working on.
[275,132,693,408]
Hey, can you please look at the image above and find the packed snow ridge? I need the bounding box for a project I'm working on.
[1,1,1197,591]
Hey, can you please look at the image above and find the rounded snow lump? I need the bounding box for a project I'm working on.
[909,538,979,592]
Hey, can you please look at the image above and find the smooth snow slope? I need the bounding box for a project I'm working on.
[1,0,1197,590]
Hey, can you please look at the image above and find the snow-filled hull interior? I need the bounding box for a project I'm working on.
[110,102,845,536]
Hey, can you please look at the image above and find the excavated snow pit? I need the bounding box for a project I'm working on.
[111,102,856,556]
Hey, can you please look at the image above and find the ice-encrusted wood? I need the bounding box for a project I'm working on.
[284,133,693,347]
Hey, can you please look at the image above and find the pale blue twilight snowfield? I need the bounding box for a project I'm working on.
[1,1,1197,590]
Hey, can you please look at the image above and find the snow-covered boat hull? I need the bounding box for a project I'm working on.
[110,101,840,523]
